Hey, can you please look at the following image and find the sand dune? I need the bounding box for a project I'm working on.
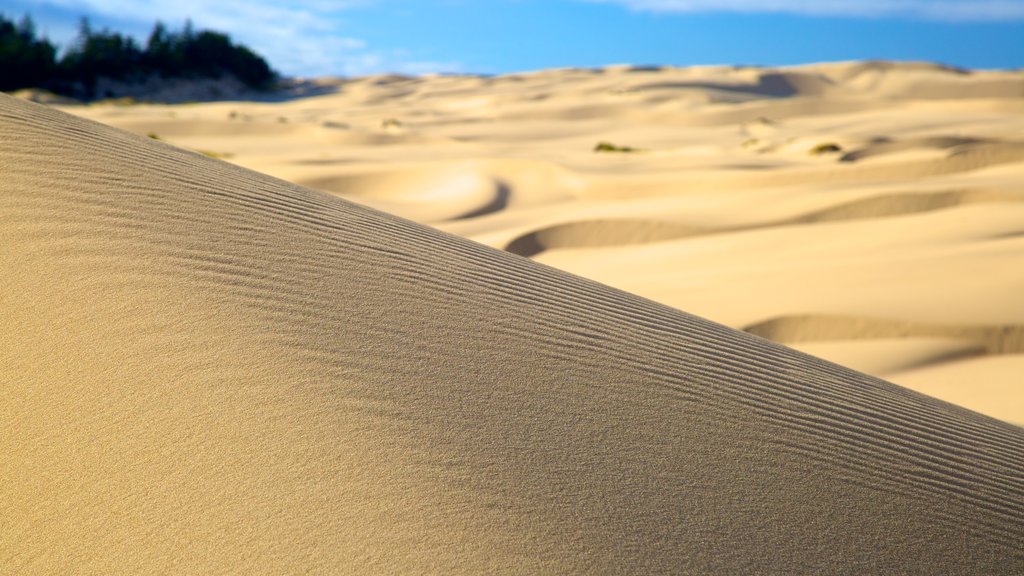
[504,188,1024,256]
[44,62,1024,431]
[747,314,1024,354]
[4,90,1024,572]
[506,219,702,256]
[299,165,506,223]
[44,62,1024,428]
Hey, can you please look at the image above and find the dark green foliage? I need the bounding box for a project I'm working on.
[143,21,275,88]
[594,141,638,153]
[0,15,58,91]
[0,13,277,98]
[59,18,145,96]
[144,22,180,76]
[810,142,843,155]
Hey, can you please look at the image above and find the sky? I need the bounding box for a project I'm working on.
[2,0,1022,77]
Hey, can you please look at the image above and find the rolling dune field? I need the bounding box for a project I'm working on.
[53,61,1024,425]
[2,62,1023,572]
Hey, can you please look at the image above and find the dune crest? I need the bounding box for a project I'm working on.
[2,93,1023,572]
[746,314,1024,353]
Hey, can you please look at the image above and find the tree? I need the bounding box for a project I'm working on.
[1,13,278,97]
[145,21,180,76]
[142,20,276,88]
[59,17,145,96]
[0,14,58,91]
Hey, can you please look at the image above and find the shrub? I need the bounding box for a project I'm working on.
[810,143,843,155]
[195,149,233,159]
[594,141,638,153]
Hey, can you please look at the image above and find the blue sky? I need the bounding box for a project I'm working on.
[3,0,1023,76]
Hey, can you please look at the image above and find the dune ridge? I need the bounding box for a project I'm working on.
[2,94,1023,572]
[504,188,1024,256]
[746,314,1024,355]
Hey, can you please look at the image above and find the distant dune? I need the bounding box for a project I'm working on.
[46,60,1024,425]
[2,81,1023,572]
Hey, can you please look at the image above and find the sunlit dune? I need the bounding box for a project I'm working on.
[2,61,1023,572]
[56,61,1024,425]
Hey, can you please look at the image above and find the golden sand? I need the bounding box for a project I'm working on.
[2,63,1023,571]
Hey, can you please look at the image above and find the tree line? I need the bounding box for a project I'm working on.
[0,14,277,97]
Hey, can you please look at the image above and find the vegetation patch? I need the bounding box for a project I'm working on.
[594,141,640,153]
[810,142,843,155]
[0,13,277,98]
[195,149,233,159]
[143,132,230,159]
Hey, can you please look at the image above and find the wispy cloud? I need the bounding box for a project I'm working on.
[21,0,463,76]
[586,0,1024,21]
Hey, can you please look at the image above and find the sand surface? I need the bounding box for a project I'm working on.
[1,63,1023,572]
[54,61,1024,426]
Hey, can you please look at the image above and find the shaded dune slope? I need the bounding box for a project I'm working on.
[300,167,509,223]
[746,315,1024,355]
[1,94,1022,573]
[505,188,1024,256]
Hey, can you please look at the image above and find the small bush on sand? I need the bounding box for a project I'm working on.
[810,142,843,155]
[594,141,637,153]
[196,149,232,159]
[147,132,160,139]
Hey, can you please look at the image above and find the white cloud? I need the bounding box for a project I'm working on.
[586,0,1024,20]
[23,0,462,76]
